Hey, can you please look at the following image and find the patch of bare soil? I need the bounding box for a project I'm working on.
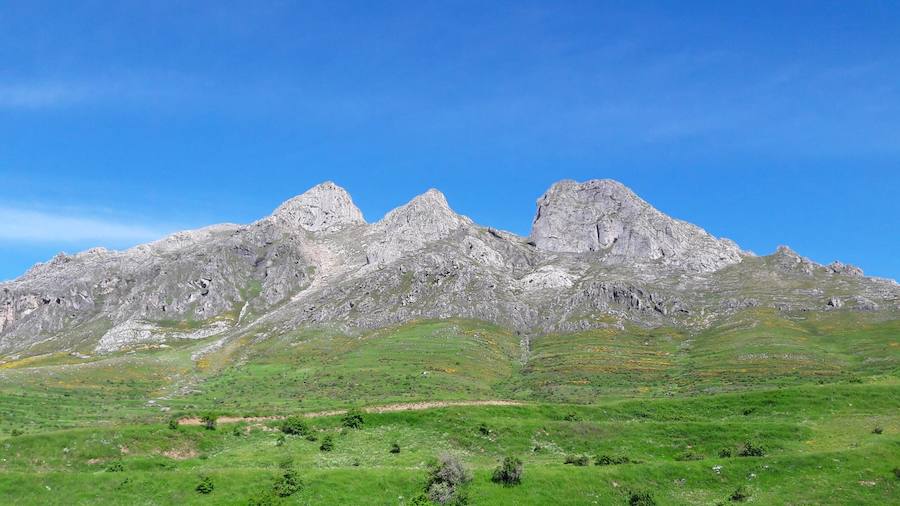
[178,400,524,425]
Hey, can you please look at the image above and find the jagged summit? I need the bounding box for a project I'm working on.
[365,189,471,265]
[269,181,365,233]
[530,179,745,272]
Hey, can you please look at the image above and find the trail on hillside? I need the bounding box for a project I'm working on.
[178,399,524,425]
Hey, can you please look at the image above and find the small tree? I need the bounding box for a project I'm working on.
[281,416,309,436]
[200,413,217,431]
[319,435,334,452]
[491,456,523,486]
[341,409,364,429]
[196,474,214,494]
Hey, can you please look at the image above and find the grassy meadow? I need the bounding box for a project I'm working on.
[0,312,898,504]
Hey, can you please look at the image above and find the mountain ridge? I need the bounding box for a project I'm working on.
[1,179,897,357]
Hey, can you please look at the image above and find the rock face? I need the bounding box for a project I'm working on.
[0,178,897,357]
[530,180,744,272]
[269,181,365,233]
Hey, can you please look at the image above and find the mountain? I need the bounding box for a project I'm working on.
[1,179,897,357]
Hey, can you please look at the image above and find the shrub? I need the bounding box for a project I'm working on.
[281,416,309,436]
[106,461,124,472]
[409,493,431,505]
[200,413,217,431]
[737,441,765,457]
[729,485,751,502]
[564,412,580,421]
[595,455,630,466]
[10,428,23,437]
[196,475,214,494]
[272,468,302,497]
[872,426,883,435]
[247,491,278,506]
[478,423,491,436]
[275,434,286,447]
[564,454,590,466]
[893,467,900,480]
[305,433,318,442]
[233,423,246,437]
[390,442,401,454]
[425,453,472,505]
[341,409,364,429]
[675,451,704,462]
[168,417,180,430]
[319,435,334,452]
[491,456,523,486]
[718,448,732,458]
[627,489,656,506]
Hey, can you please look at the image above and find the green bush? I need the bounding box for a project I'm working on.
[675,451,704,461]
[872,426,883,434]
[200,413,217,431]
[273,468,302,497]
[281,416,309,435]
[595,455,631,466]
[106,461,124,472]
[196,475,214,494]
[168,417,180,430]
[729,485,751,502]
[10,428,23,437]
[478,423,491,436]
[627,489,656,506]
[390,442,401,454]
[564,454,590,466]
[718,448,732,458]
[491,456,523,486]
[320,435,334,452]
[737,441,765,457]
[341,409,364,429]
[305,433,318,442]
[563,412,580,421]
[275,433,286,446]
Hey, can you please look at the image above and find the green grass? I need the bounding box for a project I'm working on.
[1,314,898,504]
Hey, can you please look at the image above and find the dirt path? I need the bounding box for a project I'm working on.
[178,399,524,426]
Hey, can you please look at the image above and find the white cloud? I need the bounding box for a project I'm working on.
[0,83,89,108]
[0,206,168,244]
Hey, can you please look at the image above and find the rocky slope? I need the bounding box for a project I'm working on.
[1,179,897,357]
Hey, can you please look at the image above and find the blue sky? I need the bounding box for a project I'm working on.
[1,1,898,280]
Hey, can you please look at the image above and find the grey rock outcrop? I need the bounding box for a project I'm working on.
[530,179,744,272]
[269,181,365,233]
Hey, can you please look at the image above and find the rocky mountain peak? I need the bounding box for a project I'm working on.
[365,189,471,265]
[269,181,365,233]
[376,188,468,232]
[530,179,745,272]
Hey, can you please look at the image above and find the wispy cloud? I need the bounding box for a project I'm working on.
[0,83,89,108]
[0,206,169,244]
